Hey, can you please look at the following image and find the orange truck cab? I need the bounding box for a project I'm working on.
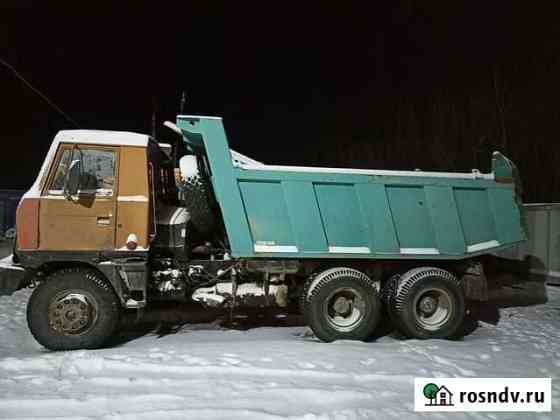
[2,130,175,306]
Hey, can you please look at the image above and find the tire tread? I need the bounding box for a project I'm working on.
[392,267,465,339]
[27,267,120,351]
[303,267,381,342]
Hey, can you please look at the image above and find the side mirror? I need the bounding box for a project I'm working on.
[63,159,81,198]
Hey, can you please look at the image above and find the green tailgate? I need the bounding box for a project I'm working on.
[176,116,526,260]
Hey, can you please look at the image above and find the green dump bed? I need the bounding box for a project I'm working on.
[176,116,527,260]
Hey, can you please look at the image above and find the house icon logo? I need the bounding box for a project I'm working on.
[423,383,454,406]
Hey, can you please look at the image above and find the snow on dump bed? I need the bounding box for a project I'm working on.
[1,288,559,419]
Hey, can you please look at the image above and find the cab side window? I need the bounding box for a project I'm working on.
[81,149,116,195]
[48,147,117,196]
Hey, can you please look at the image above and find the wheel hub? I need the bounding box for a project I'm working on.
[48,293,96,335]
[333,296,352,316]
[324,288,366,332]
[413,288,453,331]
[419,296,437,316]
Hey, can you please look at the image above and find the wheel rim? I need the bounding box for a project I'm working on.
[48,290,99,336]
[323,287,366,332]
[412,287,453,331]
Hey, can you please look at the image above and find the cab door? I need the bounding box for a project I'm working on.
[39,144,119,251]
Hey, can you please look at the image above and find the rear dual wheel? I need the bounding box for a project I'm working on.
[385,267,466,339]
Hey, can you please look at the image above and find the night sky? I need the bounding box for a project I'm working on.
[1,3,558,201]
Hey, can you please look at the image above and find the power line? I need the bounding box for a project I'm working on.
[0,57,80,128]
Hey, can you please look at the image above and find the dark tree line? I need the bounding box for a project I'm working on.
[307,58,559,203]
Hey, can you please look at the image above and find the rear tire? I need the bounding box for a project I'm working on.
[378,273,401,334]
[27,268,121,351]
[392,267,465,339]
[450,312,479,339]
[299,274,316,314]
[304,268,381,342]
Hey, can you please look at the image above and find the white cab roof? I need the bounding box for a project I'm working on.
[55,130,150,147]
[23,129,150,199]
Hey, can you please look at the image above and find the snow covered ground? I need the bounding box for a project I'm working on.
[0,283,559,419]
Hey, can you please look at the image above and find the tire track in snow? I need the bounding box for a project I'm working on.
[0,355,410,419]
[0,355,413,385]
[70,357,413,384]
[0,388,378,419]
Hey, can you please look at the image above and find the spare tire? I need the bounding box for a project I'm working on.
[178,155,216,235]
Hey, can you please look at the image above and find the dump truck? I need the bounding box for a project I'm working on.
[0,115,526,350]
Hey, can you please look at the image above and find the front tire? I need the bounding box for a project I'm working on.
[27,268,120,351]
[391,267,465,339]
[304,268,381,342]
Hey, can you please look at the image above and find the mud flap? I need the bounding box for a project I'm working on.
[0,255,26,296]
[460,261,489,301]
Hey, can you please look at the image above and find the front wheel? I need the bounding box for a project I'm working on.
[27,268,121,351]
[304,268,381,342]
